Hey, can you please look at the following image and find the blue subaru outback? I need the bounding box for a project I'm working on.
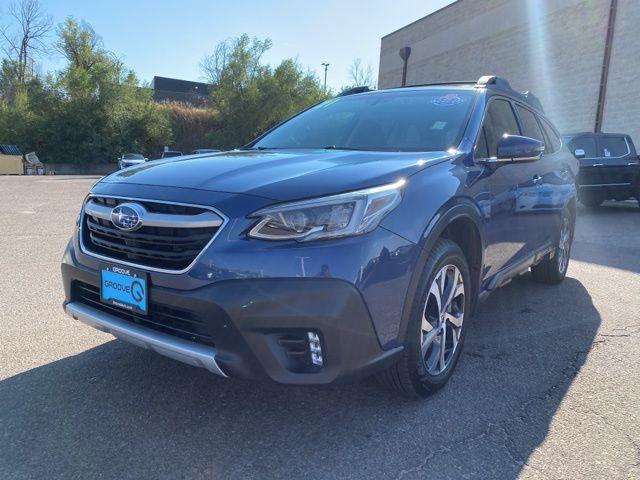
[62,76,578,398]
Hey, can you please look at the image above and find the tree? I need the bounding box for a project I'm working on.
[201,35,271,87]
[0,0,52,85]
[201,34,327,148]
[55,17,103,70]
[1,17,171,164]
[347,57,375,88]
[43,18,172,163]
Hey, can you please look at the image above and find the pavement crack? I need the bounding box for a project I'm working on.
[584,406,640,474]
[401,336,608,479]
[393,430,489,480]
[393,423,552,480]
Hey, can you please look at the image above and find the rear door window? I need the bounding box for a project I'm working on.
[477,99,520,158]
[515,105,544,143]
[600,136,629,158]
[568,136,597,158]
[540,119,561,153]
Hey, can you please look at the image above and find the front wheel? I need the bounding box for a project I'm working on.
[579,193,604,208]
[378,238,472,398]
[530,209,575,284]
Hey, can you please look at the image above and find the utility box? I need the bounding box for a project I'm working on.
[25,152,44,174]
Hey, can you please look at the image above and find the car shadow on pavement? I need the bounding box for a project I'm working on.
[0,276,600,480]
[572,202,640,274]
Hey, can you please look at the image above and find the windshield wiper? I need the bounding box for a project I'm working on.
[240,146,271,151]
[323,145,364,151]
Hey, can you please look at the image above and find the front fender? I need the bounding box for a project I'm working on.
[392,198,485,347]
[379,160,487,347]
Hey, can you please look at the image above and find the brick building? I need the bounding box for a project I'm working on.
[378,0,639,143]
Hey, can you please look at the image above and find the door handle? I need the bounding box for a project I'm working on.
[532,174,542,184]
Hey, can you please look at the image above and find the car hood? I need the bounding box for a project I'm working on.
[101,149,453,201]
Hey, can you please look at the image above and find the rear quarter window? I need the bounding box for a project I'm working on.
[540,119,561,153]
[600,137,630,158]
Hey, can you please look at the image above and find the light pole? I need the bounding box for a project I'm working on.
[321,63,330,93]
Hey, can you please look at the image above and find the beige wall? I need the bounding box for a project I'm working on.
[0,155,24,175]
[601,0,640,143]
[379,0,637,142]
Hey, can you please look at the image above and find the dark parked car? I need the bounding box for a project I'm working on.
[62,76,578,398]
[563,132,640,207]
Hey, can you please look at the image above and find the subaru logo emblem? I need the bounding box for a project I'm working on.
[110,203,144,231]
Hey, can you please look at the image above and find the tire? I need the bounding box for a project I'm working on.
[530,208,575,285]
[579,193,603,208]
[378,238,472,399]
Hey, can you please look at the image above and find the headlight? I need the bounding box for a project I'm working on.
[248,180,405,241]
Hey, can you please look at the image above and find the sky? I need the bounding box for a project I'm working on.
[12,0,455,91]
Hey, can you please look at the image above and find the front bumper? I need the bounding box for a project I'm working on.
[62,259,402,385]
[64,301,227,376]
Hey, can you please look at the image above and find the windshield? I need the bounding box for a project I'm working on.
[252,89,476,152]
[123,153,144,159]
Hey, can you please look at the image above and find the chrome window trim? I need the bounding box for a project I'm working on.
[579,183,632,188]
[539,117,563,153]
[78,194,229,275]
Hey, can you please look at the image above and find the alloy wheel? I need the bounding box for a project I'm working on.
[557,217,571,274]
[420,264,465,375]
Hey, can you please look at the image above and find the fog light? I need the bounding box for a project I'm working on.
[307,332,323,366]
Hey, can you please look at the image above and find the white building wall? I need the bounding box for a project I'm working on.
[378,0,637,141]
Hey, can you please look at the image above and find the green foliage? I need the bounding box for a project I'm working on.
[159,102,217,153]
[204,34,328,149]
[0,17,171,164]
[0,19,327,163]
[0,86,36,144]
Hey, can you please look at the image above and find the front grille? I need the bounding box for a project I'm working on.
[81,196,223,271]
[73,281,215,346]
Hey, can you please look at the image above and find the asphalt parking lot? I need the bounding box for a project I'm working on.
[1,175,639,480]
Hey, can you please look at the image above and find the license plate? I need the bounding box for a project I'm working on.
[100,266,148,315]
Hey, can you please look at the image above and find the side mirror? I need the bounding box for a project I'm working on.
[574,148,586,159]
[495,135,544,163]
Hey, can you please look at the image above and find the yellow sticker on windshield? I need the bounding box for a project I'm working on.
[432,121,447,130]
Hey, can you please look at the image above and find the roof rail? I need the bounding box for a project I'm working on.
[475,75,545,113]
[390,81,476,89]
[475,75,513,90]
[520,91,544,113]
[337,86,372,97]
